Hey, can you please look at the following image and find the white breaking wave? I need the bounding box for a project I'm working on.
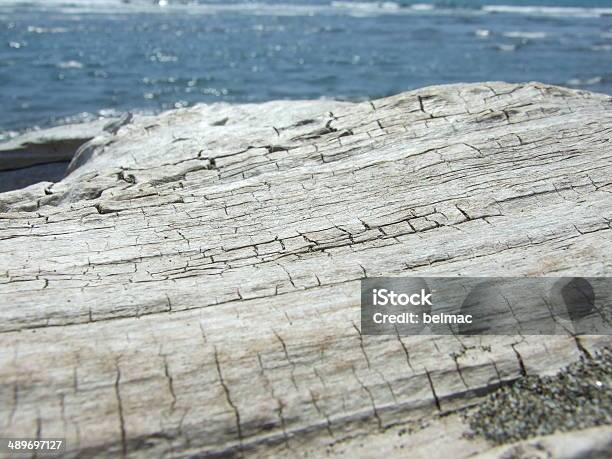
[567,76,603,86]
[496,44,517,52]
[592,44,612,52]
[27,25,68,33]
[0,1,611,19]
[502,31,548,40]
[330,2,401,12]
[57,60,84,69]
[483,5,612,19]
[0,1,449,17]
[410,3,435,11]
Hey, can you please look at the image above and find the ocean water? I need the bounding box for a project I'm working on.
[1,0,611,138]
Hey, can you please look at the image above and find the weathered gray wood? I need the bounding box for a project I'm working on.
[0,82,610,458]
[0,119,111,170]
[471,425,612,459]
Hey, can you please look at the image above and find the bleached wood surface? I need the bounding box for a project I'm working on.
[0,119,110,170]
[0,82,611,458]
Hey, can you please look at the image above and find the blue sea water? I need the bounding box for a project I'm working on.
[0,0,611,138]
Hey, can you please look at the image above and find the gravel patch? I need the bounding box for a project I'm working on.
[467,347,611,444]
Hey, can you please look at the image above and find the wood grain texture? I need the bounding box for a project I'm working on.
[0,82,611,458]
[0,119,110,170]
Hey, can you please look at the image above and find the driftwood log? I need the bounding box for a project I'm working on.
[0,119,113,193]
[0,82,611,458]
